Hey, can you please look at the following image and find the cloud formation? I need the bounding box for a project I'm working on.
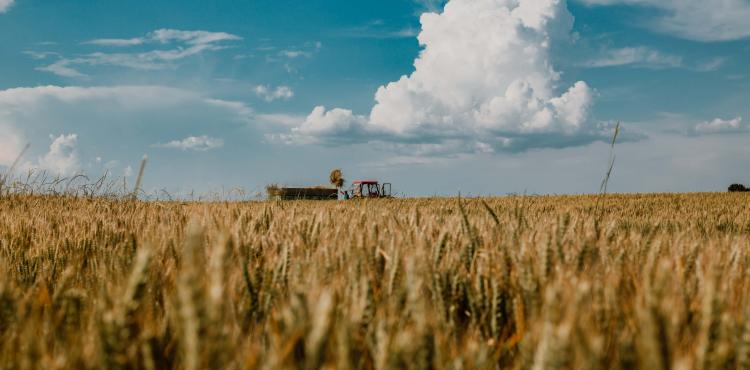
[153,136,225,151]
[0,0,14,13]
[281,0,625,154]
[0,122,25,166]
[34,29,242,77]
[577,0,750,41]
[35,134,80,175]
[583,47,683,69]
[0,85,256,176]
[254,85,294,102]
[414,0,448,12]
[335,20,420,39]
[692,117,746,135]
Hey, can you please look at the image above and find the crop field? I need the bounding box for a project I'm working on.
[1,193,750,369]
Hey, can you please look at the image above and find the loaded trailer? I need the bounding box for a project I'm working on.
[266,186,338,200]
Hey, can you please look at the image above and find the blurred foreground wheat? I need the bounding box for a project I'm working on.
[1,193,750,369]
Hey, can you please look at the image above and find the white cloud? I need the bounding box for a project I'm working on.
[583,47,683,68]
[255,113,305,127]
[336,20,421,39]
[0,85,197,108]
[254,85,294,102]
[0,85,259,177]
[37,61,88,78]
[85,29,240,47]
[290,106,371,143]
[35,29,242,77]
[692,117,746,134]
[153,136,224,151]
[0,122,25,166]
[695,57,727,72]
[281,0,624,154]
[85,38,144,47]
[576,0,750,41]
[35,134,80,176]
[22,51,60,60]
[279,50,310,59]
[414,0,448,12]
[0,0,14,13]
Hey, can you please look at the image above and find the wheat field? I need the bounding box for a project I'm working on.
[1,193,750,369]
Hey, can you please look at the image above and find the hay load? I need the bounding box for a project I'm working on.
[729,183,749,192]
[266,185,338,200]
[330,169,344,188]
[266,169,345,200]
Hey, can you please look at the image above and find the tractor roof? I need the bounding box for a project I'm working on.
[353,180,379,184]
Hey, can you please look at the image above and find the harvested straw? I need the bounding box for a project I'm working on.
[330,169,344,188]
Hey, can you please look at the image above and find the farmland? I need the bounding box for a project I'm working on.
[1,193,750,369]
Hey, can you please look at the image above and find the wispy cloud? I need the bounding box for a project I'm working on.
[0,85,257,172]
[37,61,88,78]
[254,85,294,102]
[86,29,240,47]
[414,0,447,13]
[335,20,420,39]
[22,51,61,60]
[85,38,144,47]
[279,50,310,59]
[691,117,747,135]
[32,29,242,77]
[576,0,750,42]
[582,47,683,69]
[275,41,322,60]
[0,0,14,14]
[152,135,224,151]
[694,57,727,72]
[582,46,727,71]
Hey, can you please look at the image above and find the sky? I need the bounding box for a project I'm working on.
[1,0,749,197]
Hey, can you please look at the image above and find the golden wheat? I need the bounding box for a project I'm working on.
[0,193,749,369]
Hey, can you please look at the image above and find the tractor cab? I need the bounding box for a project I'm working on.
[345,180,392,199]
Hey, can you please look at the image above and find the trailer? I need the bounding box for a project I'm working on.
[267,186,338,200]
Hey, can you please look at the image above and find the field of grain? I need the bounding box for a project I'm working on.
[1,193,750,369]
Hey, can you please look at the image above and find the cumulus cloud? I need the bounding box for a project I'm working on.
[254,85,294,102]
[34,29,242,77]
[153,136,224,151]
[35,134,80,175]
[280,0,627,154]
[692,117,746,135]
[1,131,80,176]
[576,0,750,41]
[0,0,14,13]
[285,106,373,145]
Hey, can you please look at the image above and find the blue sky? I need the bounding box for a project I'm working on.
[1,0,748,197]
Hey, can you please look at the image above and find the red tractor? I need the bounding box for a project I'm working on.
[343,180,392,199]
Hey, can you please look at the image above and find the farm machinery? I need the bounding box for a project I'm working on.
[342,180,392,199]
[266,169,392,200]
